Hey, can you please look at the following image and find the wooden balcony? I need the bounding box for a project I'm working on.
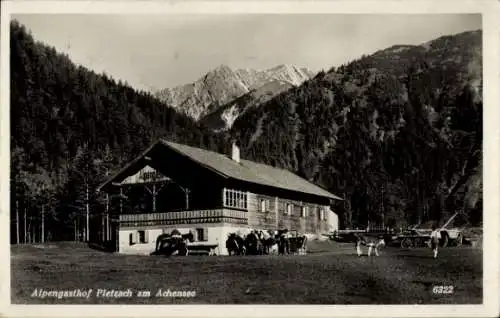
[118,208,248,228]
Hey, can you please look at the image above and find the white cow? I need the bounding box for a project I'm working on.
[356,235,385,257]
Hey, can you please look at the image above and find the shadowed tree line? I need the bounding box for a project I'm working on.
[10,20,229,243]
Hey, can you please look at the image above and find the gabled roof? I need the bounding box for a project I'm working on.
[99,139,342,201]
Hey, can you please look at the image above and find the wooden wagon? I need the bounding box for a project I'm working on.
[395,230,431,248]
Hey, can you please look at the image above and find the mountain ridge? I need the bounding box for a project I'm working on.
[155,64,314,121]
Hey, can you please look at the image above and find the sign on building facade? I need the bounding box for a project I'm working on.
[121,165,170,185]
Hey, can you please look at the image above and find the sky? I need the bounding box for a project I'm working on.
[13,14,481,92]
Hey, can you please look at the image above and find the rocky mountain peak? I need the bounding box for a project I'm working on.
[155,63,315,121]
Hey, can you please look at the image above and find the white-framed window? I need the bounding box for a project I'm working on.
[286,203,293,215]
[196,228,208,241]
[128,230,147,245]
[260,199,268,212]
[236,192,241,208]
[301,206,308,218]
[224,189,248,209]
[138,230,147,244]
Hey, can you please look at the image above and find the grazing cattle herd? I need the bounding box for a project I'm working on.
[226,229,308,256]
[150,228,308,257]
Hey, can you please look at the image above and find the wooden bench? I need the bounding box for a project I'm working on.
[187,244,219,256]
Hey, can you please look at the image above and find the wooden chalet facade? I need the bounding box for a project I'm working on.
[97,139,342,255]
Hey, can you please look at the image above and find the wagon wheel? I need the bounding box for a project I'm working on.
[455,233,463,246]
[401,238,413,249]
[414,238,422,247]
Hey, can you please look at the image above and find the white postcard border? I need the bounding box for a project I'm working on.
[1,1,498,317]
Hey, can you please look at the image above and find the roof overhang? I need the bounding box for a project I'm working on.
[97,139,344,203]
[96,139,230,193]
[225,177,343,204]
[96,141,161,193]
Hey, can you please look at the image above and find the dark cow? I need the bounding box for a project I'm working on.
[155,233,172,253]
[226,233,246,255]
[260,236,278,255]
[152,230,194,256]
[244,231,264,255]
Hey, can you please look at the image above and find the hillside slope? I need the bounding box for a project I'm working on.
[230,30,483,228]
[200,79,295,131]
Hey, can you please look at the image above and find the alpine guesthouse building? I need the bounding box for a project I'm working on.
[97,139,341,255]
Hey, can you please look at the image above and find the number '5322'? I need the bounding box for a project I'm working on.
[432,285,454,294]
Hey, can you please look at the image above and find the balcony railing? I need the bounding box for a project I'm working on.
[118,208,248,227]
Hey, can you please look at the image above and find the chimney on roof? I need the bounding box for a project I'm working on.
[231,141,240,163]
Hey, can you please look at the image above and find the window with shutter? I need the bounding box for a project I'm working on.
[196,228,203,241]
[260,199,266,212]
[138,230,146,244]
[196,228,208,241]
[301,206,307,218]
[286,204,293,215]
